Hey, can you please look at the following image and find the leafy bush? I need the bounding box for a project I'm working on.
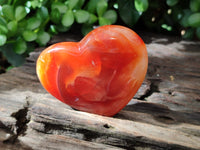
[0,0,199,67]
[117,0,200,39]
[0,0,117,67]
[140,0,200,39]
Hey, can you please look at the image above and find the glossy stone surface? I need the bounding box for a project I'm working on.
[36,25,148,116]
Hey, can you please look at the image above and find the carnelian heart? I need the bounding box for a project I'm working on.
[36,25,148,116]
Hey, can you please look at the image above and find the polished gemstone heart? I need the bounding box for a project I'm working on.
[36,25,148,116]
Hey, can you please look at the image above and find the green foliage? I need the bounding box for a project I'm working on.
[0,0,199,68]
[166,0,179,6]
[15,6,27,21]
[118,0,141,27]
[36,31,50,46]
[103,10,117,24]
[134,0,149,12]
[97,0,108,17]
[74,10,90,23]
[14,38,27,54]
[190,0,200,12]
[2,5,15,20]
[22,30,37,42]
[0,34,7,46]
[62,10,74,27]
[0,0,117,67]
[188,13,200,27]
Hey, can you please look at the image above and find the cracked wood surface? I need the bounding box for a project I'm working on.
[0,32,200,150]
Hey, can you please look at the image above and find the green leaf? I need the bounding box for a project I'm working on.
[74,10,90,23]
[26,1,31,8]
[61,10,74,27]
[161,24,172,31]
[14,38,27,54]
[86,0,99,13]
[22,30,37,42]
[0,0,6,5]
[188,13,200,27]
[0,16,7,26]
[190,0,200,12]
[0,44,25,67]
[113,3,118,9]
[15,6,27,21]
[97,0,108,17]
[0,24,8,35]
[103,10,117,24]
[134,0,149,12]
[36,6,49,20]
[36,31,50,46]
[76,0,85,9]
[68,0,79,9]
[166,0,179,6]
[50,8,61,24]
[31,1,41,9]
[0,34,7,46]
[118,0,141,27]
[180,9,192,27]
[87,14,98,24]
[50,25,58,34]
[99,17,111,26]
[27,17,41,30]
[51,2,68,14]
[7,21,18,33]
[2,5,15,20]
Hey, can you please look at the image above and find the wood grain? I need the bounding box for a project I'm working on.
[0,32,200,150]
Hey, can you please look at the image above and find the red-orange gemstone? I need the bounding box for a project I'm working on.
[36,25,148,116]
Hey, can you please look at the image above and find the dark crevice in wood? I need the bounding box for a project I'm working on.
[40,122,102,141]
[3,105,30,144]
[139,79,160,100]
[32,121,103,142]
[30,120,195,150]
[43,123,66,134]
[147,62,160,77]
[103,123,112,129]
[76,128,102,141]
[97,134,194,150]
[12,107,29,136]
[168,90,173,95]
[154,115,175,124]
[34,123,151,149]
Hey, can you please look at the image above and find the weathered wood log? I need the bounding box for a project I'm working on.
[0,32,200,150]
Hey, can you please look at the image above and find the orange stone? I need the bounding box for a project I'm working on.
[36,25,148,116]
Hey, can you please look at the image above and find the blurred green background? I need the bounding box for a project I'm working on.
[0,0,200,69]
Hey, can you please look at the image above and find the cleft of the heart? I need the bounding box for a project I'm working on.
[36,25,148,116]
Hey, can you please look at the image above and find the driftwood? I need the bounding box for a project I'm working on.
[0,32,200,150]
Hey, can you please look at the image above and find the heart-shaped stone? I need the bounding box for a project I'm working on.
[36,25,148,116]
